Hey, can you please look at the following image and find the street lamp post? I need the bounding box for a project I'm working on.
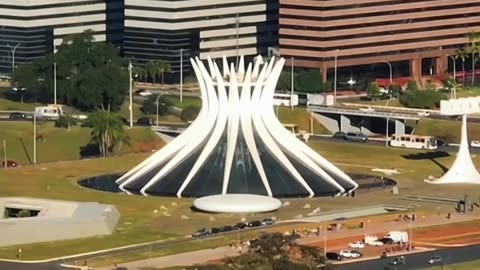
[334,49,339,104]
[291,57,294,110]
[128,62,133,128]
[7,43,21,76]
[235,12,240,66]
[448,55,457,99]
[180,48,183,103]
[382,60,393,85]
[53,62,57,105]
[33,113,37,164]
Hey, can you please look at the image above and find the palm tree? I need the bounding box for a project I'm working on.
[147,61,157,84]
[467,31,480,86]
[88,110,129,157]
[156,62,172,85]
[455,48,469,86]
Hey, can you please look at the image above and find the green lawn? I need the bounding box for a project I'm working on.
[456,87,480,98]
[278,106,330,134]
[0,97,40,111]
[162,95,202,109]
[1,138,477,261]
[0,122,165,165]
[414,118,480,143]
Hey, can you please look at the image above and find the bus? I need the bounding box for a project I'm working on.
[389,134,437,150]
[273,93,299,107]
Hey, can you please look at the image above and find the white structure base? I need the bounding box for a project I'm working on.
[425,114,480,184]
[193,194,281,213]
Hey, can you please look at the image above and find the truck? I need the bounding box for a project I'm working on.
[34,104,63,120]
[385,231,409,243]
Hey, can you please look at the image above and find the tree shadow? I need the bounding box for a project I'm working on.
[79,143,101,159]
[401,151,450,173]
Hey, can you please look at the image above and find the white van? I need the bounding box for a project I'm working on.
[385,231,409,243]
[34,105,63,120]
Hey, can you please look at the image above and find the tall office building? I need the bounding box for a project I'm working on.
[0,0,115,75]
[279,0,480,81]
[124,0,279,73]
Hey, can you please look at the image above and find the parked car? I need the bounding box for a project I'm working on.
[261,218,275,226]
[348,241,365,249]
[233,222,247,230]
[192,228,210,237]
[137,117,154,126]
[339,249,361,258]
[332,131,346,139]
[436,139,449,147]
[325,252,342,261]
[248,220,262,227]
[219,225,233,232]
[471,141,480,148]
[9,112,27,120]
[427,255,442,264]
[209,227,220,235]
[417,111,430,116]
[345,132,368,143]
[1,160,18,168]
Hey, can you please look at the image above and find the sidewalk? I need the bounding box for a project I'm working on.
[117,213,479,270]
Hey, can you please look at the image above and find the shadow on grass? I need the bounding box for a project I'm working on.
[401,151,450,173]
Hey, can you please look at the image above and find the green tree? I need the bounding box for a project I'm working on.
[406,80,419,91]
[467,30,480,86]
[132,66,144,82]
[157,61,172,85]
[456,49,469,86]
[13,61,41,102]
[367,82,380,100]
[296,70,324,93]
[399,90,446,109]
[142,95,171,115]
[277,71,294,91]
[147,61,157,84]
[388,83,401,99]
[55,114,77,132]
[88,110,129,157]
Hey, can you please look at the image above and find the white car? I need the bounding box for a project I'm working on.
[339,250,361,258]
[368,240,384,247]
[471,141,480,148]
[139,90,152,97]
[348,241,365,249]
[360,107,375,112]
[417,111,430,116]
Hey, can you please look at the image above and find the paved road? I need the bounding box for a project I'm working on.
[0,261,61,270]
[338,244,480,270]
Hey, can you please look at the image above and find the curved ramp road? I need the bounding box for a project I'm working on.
[338,244,480,270]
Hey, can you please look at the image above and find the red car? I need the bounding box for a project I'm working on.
[1,160,18,168]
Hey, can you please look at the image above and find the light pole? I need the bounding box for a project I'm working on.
[382,60,393,85]
[291,56,294,110]
[33,114,37,164]
[409,206,413,250]
[128,61,133,128]
[3,139,6,169]
[7,43,21,76]
[334,49,339,104]
[448,55,457,99]
[53,62,57,105]
[180,48,183,103]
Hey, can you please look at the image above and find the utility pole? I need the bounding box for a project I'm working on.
[128,61,133,128]
[448,55,457,99]
[291,57,295,110]
[334,49,339,104]
[33,114,37,164]
[53,62,57,105]
[180,48,183,103]
[323,223,327,257]
[235,12,240,66]
[7,43,21,76]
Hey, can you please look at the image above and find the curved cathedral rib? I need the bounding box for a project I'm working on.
[116,55,358,198]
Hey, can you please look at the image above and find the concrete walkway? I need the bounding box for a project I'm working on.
[116,213,479,270]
